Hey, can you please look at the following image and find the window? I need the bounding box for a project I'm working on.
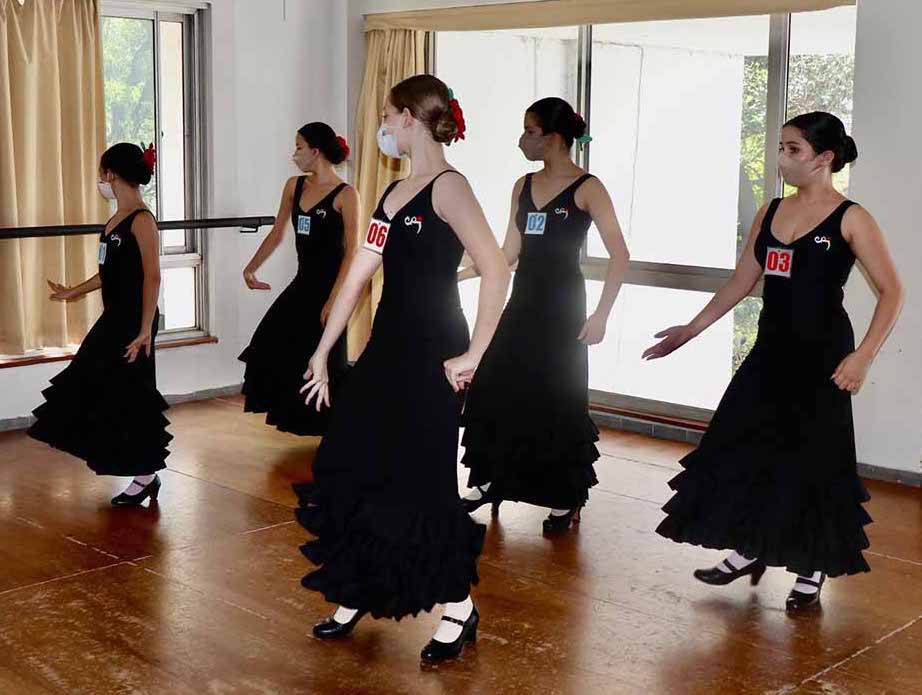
[436,27,579,332]
[101,6,206,337]
[436,7,857,420]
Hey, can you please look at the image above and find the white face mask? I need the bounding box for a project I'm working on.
[97,180,116,200]
[376,125,402,159]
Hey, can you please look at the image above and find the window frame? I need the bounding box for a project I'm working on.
[100,2,210,341]
[437,10,856,422]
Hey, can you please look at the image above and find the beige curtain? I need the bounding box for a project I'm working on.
[365,0,854,31]
[0,0,107,356]
[347,28,427,360]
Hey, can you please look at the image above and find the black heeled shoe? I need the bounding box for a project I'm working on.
[420,605,479,663]
[312,610,367,639]
[693,558,767,586]
[542,507,581,534]
[786,574,825,613]
[111,475,161,507]
[461,486,500,514]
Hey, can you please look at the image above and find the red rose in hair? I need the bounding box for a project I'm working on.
[141,143,157,174]
[449,98,466,142]
[335,135,351,160]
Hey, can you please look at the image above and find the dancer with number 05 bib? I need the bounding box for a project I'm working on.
[294,76,510,664]
[644,113,903,613]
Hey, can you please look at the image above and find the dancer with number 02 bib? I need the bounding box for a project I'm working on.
[644,113,903,612]
[294,75,510,663]
[459,97,629,534]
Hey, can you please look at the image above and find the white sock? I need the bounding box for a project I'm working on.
[793,571,824,594]
[463,482,491,502]
[332,606,358,624]
[432,595,473,643]
[122,474,157,496]
[550,508,571,517]
[719,551,758,573]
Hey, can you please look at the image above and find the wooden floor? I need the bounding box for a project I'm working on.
[1,395,920,695]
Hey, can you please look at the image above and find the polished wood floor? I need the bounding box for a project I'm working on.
[0,394,920,694]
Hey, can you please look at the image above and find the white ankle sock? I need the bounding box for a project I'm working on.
[463,482,491,502]
[719,551,757,573]
[793,571,824,594]
[432,595,473,643]
[550,508,571,516]
[122,474,157,496]
[332,606,358,624]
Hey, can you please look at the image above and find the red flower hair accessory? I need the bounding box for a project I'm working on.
[447,88,466,142]
[141,143,157,174]
[336,135,351,160]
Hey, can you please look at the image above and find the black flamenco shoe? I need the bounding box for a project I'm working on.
[111,475,161,507]
[461,485,500,514]
[312,610,367,639]
[542,507,582,534]
[693,558,767,586]
[420,605,479,663]
[786,574,825,613]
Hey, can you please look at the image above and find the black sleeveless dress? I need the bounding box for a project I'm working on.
[462,173,600,510]
[239,177,350,435]
[656,198,871,577]
[294,171,485,620]
[29,210,172,476]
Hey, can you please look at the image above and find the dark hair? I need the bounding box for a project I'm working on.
[100,143,153,186]
[297,122,349,165]
[525,97,586,149]
[389,74,458,145]
[784,111,858,173]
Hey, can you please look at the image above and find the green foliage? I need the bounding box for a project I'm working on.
[101,17,158,212]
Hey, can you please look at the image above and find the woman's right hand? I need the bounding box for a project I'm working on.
[47,280,77,302]
[300,351,331,411]
[642,324,696,360]
[244,269,271,291]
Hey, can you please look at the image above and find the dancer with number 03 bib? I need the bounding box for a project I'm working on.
[294,75,510,663]
[644,113,903,612]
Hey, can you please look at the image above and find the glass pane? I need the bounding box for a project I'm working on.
[161,266,196,330]
[160,20,187,246]
[101,17,157,214]
[587,282,735,410]
[436,27,579,245]
[587,16,771,266]
[787,6,857,195]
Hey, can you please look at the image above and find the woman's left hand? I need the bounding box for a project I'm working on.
[832,350,872,394]
[125,331,152,363]
[444,352,480,392]
[577,312,607,345]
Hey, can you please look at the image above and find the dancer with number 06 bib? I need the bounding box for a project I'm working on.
[294,75,510,664]
[644,113,903,612]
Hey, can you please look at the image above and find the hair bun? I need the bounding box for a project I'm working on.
[842,135,858,165]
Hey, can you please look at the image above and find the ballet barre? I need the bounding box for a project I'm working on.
[0,216,276,240]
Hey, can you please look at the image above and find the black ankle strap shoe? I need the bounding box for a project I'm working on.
[420,605,479,663]
[313,610,367,639]
[693,558,767,586]
[786,574,825,613]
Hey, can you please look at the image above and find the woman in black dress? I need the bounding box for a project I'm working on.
[295,76,510,663]
[30,143,170,506]
[239,123,358,435]
[644,113,904,612]
[458,97,630,533]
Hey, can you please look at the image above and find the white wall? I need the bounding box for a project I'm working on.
[0,0,346,423]
[846,0,922,477]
